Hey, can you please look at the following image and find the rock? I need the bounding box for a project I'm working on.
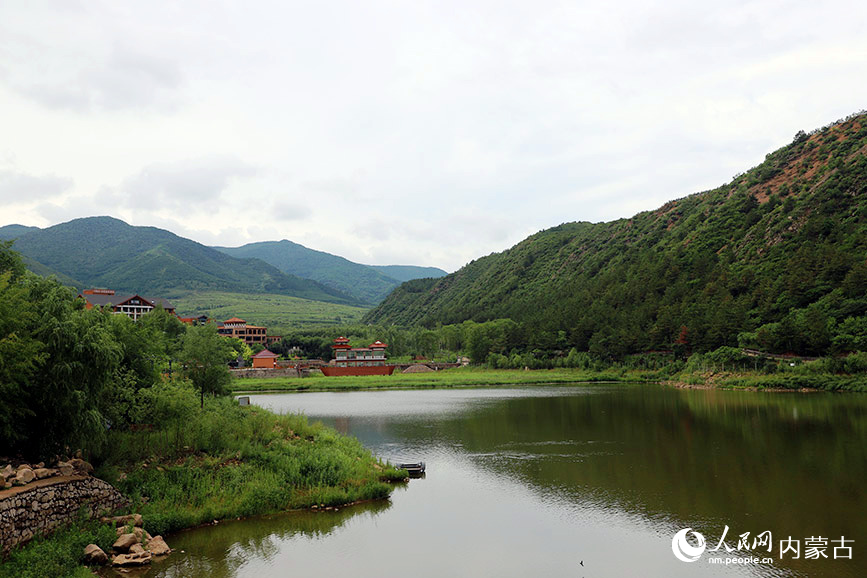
[83,544,109,565]
[112,552,152,567]
[133,513,143,527]
[1,464,13,479]
[34,462,44,469]
[57,461,74,476]
[69,458,93,475]
[0,477,5,490]
[15,468,35,484]
[129,543,146,555]
[112,533,139,552]
[147,535,171,556]
[33,468,54,479]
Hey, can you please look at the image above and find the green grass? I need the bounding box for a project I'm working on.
[168,291,369,332]
[676,371,867,392]
[97,395,405,537]
[1,390,404,576]
[0,516,117,578]
[230,366,661,392]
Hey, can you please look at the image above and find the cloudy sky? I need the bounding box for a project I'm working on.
[1,0,865,271]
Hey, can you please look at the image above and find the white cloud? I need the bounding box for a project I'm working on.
[0,170,72,202]
[1,0,866,271]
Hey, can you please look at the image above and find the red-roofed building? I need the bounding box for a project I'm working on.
[252,349,279,369]
[217,317,270,345]
[322,337,395,376]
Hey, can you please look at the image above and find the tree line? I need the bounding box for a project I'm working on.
[0,242,239,459]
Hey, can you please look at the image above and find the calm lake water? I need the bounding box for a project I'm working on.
[145,385,866,577]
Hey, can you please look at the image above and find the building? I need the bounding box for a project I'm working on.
[331,337,389,367]
[217,317,269,346]
[78,289,175,321]
[251,349,279,369]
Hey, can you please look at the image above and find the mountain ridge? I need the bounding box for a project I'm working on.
[8,216,360,305]
[364,111,867,357]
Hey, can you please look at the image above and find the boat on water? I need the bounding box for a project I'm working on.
[320,337,396,377]
[394,462,426,477]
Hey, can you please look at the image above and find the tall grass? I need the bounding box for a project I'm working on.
[94,388,403,536]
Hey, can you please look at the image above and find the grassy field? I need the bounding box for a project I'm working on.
[230,367,660,392]
[168,291,369,332]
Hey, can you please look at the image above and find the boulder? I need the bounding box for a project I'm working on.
[112,533,139,552]
[15,468,35,484]
[147,535,171,556]
[1,464,13,479]
[33,468,54,479]
[57,461,74,476]
[112,552,152,567]
[129,543,146,555]
[69,458,93,475]
[83,544,108,565]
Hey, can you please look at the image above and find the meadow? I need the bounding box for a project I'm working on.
[168,291,369,331]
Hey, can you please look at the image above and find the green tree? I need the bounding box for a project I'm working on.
[180,324,234,408]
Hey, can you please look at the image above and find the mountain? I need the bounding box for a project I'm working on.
[368,265,447,283]
[0,224,41,240]
[216,240,447,305]
[365,112,867,357]
[9,217,360,305]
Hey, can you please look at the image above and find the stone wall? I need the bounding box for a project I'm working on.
[0,476,129,553]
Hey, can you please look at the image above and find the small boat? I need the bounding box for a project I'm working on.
[394,462,426,477]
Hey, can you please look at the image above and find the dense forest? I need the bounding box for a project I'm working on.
[365,112,867,359]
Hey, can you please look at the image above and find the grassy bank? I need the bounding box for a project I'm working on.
[0,386,405,576]
[230,365,867,394]
[671,370,867,392]
[98,396,406,536]
[230,366,663,393]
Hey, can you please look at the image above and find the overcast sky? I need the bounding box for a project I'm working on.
[1,1,865,271]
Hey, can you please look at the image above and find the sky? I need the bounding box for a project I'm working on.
[1,1,865,272]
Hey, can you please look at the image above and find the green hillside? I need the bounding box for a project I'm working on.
[169,291,368,332]
[216,240,401,305]
[368,264,448,283]
[0,224,40,240]
[366,112,867,357]
[10,217,360,305]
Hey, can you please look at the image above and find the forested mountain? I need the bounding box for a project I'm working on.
[0,224,41,240]
[216,241,447,305]
[8,217,360,304]
[217,240,394,305]
[366,112,867,357]
[368,265,447,283]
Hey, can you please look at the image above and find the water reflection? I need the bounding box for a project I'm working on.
[109,501,391,577]
[144,386,865,577]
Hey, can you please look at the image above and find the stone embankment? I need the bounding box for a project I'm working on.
[83,513,172,568]
[0,458,128,553]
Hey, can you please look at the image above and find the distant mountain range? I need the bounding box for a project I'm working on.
[365,112,867,356]
[216,241,446,304]
[0,217,446,306]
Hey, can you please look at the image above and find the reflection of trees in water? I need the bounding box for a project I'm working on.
[365,387,866,575]
[143,501,392,578]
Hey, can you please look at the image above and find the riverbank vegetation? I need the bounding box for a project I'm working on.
[0,244,404,574]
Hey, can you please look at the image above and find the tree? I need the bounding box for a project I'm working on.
[180,324,235,408]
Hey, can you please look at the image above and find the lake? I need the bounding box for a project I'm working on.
[145,385,866,577]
